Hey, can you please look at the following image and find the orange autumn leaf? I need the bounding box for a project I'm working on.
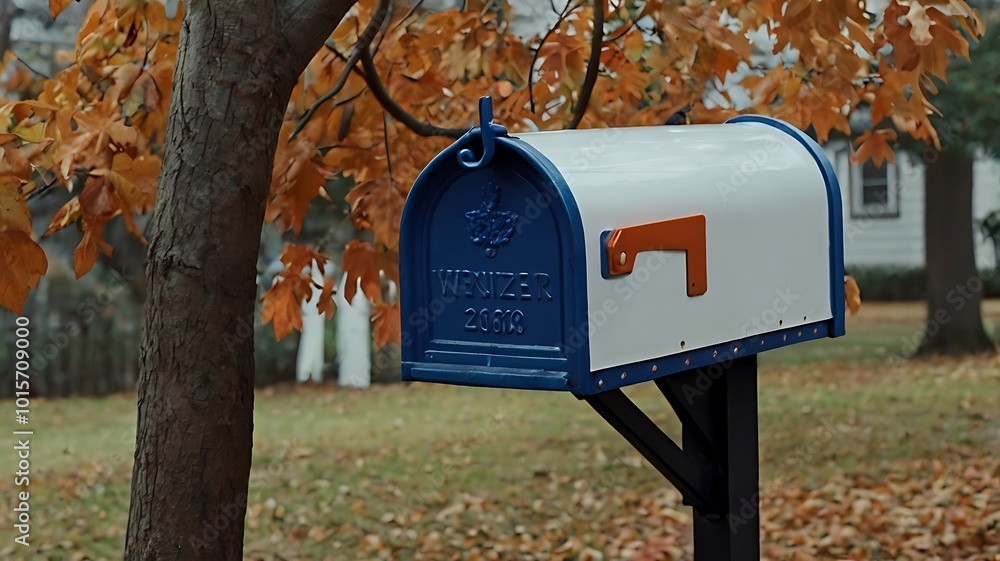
[845,18,874,55]
[317,276,337,319]
[88,154,159,244]
[261,280,305,340]
[0,231,48,315]
[341,240,397,305]
[345,178,406,252]
[72,176,121,279]
[372,302,401,348]
[49,0,76,19]
[536,31,590,92]
[852,129,898,168]
[268,144,331,234]
[905,4,934,47]
[0,181,32,234]
[710,46,741,80]
[72,229,101,280]
[845,275,862,315]
[278,243,329,280]
[76,0,111,41]
[0,181,48,314]
[0,141,37,191]
[111,153,160,213]
[11,122,45,144]
[45,196,82,237]
[106,63,144,104]
[261,243,332,339]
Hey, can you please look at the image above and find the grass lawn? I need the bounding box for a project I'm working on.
[1,302,997,560]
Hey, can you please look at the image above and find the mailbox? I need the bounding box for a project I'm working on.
[400,100,844,398]
[400,98,846,560]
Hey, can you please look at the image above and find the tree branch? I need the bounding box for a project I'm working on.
[9,51,51,79]
[0,4,25,58]
[566,0,604,129]
[291,0,392,140]
[369,0,395,59]
[607,18,637,43]
[305,0,467,139]
[382,112,394,180]
[393,0,426,30]
[279,0,360,71]
[358,48,468,138]
[529,0,583,114]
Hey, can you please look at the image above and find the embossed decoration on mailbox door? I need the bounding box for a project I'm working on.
[400,97,846,561]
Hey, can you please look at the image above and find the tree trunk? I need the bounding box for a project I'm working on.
[336,275,373,388]
[916,151,995,356]
[0,0,18,60]
[125,1,355,559]
[296,259,328,383]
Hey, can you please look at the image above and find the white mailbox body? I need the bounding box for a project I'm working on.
[517,121,836,371]
[400,114,844,397]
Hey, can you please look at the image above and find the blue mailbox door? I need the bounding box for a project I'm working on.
[400,122,589,392]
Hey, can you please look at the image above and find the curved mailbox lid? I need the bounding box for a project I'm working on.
[515,120,843,382]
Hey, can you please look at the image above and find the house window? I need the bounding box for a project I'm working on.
[848,156,900,219]
[861,161,890,206]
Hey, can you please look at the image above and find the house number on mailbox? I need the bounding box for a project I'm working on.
[464,308,525,334]
[433,269,555,335]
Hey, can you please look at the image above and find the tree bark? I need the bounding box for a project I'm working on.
[125,1,356,559]
[916,151,995,356]
[0,0,17,59]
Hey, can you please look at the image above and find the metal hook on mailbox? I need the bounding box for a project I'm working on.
[458,97,509,169]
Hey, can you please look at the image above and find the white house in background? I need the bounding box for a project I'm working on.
[822,142,1000,269]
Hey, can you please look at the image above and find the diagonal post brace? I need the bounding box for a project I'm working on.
[589,356,761,561]
[585,389,723,514]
